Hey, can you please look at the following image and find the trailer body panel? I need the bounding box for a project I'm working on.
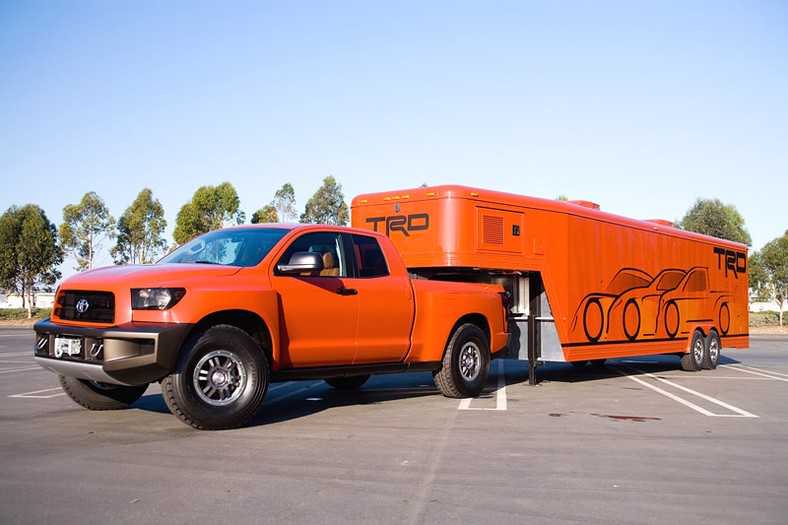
[352,185,749,363]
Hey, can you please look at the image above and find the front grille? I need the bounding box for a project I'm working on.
[55,291,115,324]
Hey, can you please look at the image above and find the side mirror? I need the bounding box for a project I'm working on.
[277,252,324,274]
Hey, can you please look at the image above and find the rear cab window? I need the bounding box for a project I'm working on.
[351,234,389,278]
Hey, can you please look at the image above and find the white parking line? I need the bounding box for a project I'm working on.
[0,352,32,358]
[615,366,758,418]
[721,364,788,382]
[9,388,65,399]
[0,366,42,374]
[459,360,507,411]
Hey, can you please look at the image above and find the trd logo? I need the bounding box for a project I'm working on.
[366,214,430,237]
[714,247,746,279]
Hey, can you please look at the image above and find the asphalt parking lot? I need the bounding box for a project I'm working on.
[1,328,786,524]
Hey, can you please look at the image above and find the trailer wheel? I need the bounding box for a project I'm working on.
[680,330,705,372]
[703,330,721,370]
[162,325,269,430]
[434,323,490,398]
[59,375,148,410]
[324,375,370,390]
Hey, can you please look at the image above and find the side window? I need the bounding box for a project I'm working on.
[352,234,389,278]
[277,232,345,277]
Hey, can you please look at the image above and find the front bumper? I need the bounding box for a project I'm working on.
[34,318,193,386]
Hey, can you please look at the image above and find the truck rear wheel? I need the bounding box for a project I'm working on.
[434,323,490,398]
[162,325,269,430]
[59,375,148,410]
[680,330,705,372]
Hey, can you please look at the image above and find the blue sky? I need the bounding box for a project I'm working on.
[1,1,786,273]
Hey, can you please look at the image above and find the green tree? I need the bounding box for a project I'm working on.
[0,205,62,318]
[272,183,297,223]
[749,231,788,326]
[300,176,349,225]
[59,192,115,271]
[173,182,245,245]
[677,198,752,246]
[251,205,278,224]
[112,188,168,264]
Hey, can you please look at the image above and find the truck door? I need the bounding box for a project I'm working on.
[272,231,358,367]
[346,233,414,364]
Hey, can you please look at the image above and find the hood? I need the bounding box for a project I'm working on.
[60,263,243,290]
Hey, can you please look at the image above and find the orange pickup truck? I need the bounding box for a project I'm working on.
[34,224,509,429]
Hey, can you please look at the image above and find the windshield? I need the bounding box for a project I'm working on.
[159,228,289,267]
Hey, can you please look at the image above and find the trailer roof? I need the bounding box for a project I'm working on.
[352,184,748,250]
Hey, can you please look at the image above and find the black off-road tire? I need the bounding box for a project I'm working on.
[59,375,148,410]
[162,325,269,430]
[680,330,705,372]
[703,330,721,370]
[433,323,490,398]
[324,375,370,390]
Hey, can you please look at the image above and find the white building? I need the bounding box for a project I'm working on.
[0,291,55,309]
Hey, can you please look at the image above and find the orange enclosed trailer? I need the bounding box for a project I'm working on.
[352,185,749,379]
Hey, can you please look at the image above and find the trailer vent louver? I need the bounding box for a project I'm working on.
[482,215,505,245]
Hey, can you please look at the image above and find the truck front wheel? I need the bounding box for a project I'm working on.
[162,325,269,430]
[434,323,490,398]
[59,375,148,410]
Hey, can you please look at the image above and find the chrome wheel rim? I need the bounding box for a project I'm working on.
[459,343,481,382]
[708,337,719,363]
[193,350,247,406]
[693,337,704,365]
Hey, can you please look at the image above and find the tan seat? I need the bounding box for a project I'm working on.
[320,252,340,277]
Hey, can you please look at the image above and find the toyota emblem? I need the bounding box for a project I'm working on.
[75,299,90,314]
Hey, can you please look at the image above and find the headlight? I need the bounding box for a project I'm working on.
[131,288,186,310]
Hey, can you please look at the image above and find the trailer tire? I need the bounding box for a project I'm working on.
[703,330,721,370]
[434,323,490,398]
[59,375,148,411]
[680,330,705,372]
[162,325,269,430]
[324,375,370,390]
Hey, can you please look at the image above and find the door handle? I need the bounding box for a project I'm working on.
[336,287,358,296]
